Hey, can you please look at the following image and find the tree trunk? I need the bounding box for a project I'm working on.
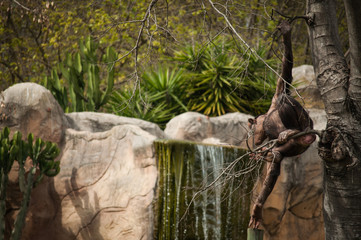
[306,0,361,239]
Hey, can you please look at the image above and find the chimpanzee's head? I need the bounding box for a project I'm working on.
[248,114,267,146]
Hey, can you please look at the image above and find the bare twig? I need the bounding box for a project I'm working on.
[112,0,159,112]
[207,0,304,100]
[12,0,32,11]
[179,151,262,223]
[273,9,312,24]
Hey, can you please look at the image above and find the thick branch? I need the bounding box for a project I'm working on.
[344,0,361,114]
[306,0,349,122]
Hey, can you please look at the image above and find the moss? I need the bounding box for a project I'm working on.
[154,139,257,239]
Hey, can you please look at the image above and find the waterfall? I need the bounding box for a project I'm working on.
[155,140,257,240]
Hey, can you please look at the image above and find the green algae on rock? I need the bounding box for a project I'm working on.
[154,139,258,240]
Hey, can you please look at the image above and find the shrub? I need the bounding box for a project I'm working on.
[107,67,188,128]
[173,40,277,116]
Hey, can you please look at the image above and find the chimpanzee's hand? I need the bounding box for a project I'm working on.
[249,203,263,229]
[277,129,300,145]
[278,131,289,144]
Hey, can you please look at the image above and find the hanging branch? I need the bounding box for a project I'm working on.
[111,0,159,113]
[271,9,314,26]
[206,0,315,100]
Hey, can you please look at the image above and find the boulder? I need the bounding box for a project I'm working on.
[0,83,68,144]
[3,83,160,240]
[292,65,316,87]
[292,65,324,109]
[164,111,253,147]
[17,125,158,240]
[66,112,165,139]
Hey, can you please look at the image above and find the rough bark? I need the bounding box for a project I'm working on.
[307,0,361,239]
[344,0,361,118]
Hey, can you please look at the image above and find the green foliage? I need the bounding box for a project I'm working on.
[0,127,60,240]
[108,88,174,129]
[107,67,186,129]
[173,40,277,116]
[107,41,276,128]
[142,67,188,113]
[44,69,68,111]
[0,0,348,90]
[176,41,246,115]
[44,36,117,112]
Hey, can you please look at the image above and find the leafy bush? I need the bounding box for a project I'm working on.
[173,40,277,116]
[107,67,187,129]
[107,40,277,128]
[107,87,174,129]
[142,67,188,113]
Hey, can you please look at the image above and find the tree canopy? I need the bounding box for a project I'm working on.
[2,0,342,90]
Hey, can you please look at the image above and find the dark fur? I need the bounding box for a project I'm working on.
[248,21,316,229]
[263,94,313,140]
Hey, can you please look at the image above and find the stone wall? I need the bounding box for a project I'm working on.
[1,83,162,240]
[1,65,326,240]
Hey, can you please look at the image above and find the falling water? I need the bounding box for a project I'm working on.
[154,140,258,240]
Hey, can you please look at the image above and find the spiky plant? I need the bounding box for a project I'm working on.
[107,67,188,128]
[172,40,277,116]
[0,127,60,240]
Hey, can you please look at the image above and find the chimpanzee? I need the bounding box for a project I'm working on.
[247,21,316,229]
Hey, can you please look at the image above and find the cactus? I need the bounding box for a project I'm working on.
[0,127,18,240]
[49,36,117,112]
[43,69,69,112]
[60,52,87,112]
[0,127,60,240]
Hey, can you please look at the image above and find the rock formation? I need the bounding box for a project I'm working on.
[1,83,161,240]
[1,64,326,240]
[0,82,68,144]
[292,65,324,109]
[164,111,253,147]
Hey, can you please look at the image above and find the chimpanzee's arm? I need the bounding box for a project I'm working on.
[279,21,293,95]
[249,162,281,228]
[270,20,293,111]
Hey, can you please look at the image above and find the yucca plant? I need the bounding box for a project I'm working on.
[142,67,188,113]
[172,44,209,72]
[185,45,247,115]
[107,88,175,129]
[106,67,188,128]
[172,40,277,116]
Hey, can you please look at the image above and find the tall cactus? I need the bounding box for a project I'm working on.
[50,36,117,112]
[0,127,60,240]
[0,127,16,240]
[43,69,69,112]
